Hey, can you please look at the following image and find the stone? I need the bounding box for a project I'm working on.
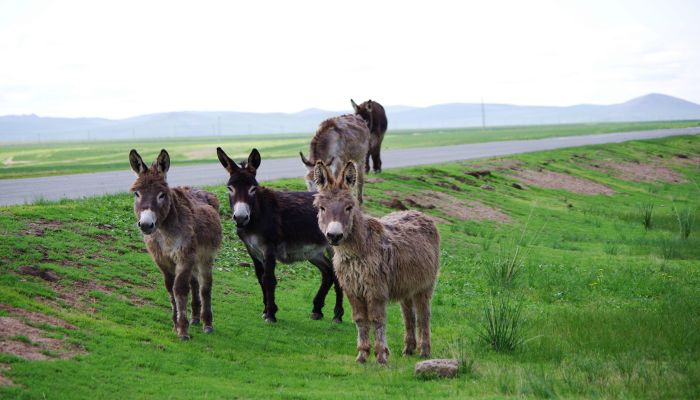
[414,358,459,378]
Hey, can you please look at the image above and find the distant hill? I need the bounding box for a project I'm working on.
[2,93,700,142]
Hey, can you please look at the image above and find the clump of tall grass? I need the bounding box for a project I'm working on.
[485,246,524,289]
[672,206,695,239]
[659,237,680,260]
[478,295,523,352]
[638,202,654,230]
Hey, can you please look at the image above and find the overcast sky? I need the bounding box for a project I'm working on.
[1,0,699,118]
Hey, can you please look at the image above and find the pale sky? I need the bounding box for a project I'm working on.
[1,0,699,119]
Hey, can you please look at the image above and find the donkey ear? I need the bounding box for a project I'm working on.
[129,149,147,175]
[216,147,239,173]
[351,99,359,113]
[313,161,333,190]
[341,161,357,188]
[155,149,170,175]
[366,99,373,113]
[299,151,313,167]
[248,148,261,170]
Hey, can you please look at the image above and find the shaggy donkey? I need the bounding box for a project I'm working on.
[313,161,440,364]
[129,149,222,340]
[217,147,344,323]
[300,114,369,204]
[351,99,388,173]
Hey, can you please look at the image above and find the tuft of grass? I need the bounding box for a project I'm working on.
[604,241,619,255]
[484,247,524,290]
[673,206,695,239]
[638,201,654,230]
[659,237,681,260]
[448,337,478,379]
[478,295,524,353]
[11,335,33,345]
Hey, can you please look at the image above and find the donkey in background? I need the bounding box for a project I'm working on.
[300,114,369,204]
[313,161,440,364]
[217,147,344,323]
[129,149,222,340]
[351,99,388,173]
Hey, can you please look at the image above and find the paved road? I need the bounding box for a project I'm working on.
[1,126,698,206]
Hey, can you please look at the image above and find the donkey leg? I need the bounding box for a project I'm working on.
[252,258,267,318]
[371,146,382,173]
[400,298,417,356]
[347,294,370,363]
[364,151,371,173]
[198,263,214,334]
[414,290,433,357]
[163,271,177,331]
[368,299,389,365]
[262,252,278,323]
[331,272,344,323]
[173,266,193,340]
[308,256,334,320]
[190,277,201,326]
[357,164,365,205]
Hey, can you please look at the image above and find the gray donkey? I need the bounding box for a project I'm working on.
[129,149,222,340]
[300,114,369,203]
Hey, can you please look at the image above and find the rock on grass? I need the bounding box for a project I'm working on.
[414,359,459,378]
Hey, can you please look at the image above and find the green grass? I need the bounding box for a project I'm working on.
[1,135,699,398]
[1,120,698,179]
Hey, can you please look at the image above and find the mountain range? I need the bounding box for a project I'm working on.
[2,93,700,142]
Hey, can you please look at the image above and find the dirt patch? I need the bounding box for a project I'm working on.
[512,170,614,195]
[17,266,60,282]
[385,191,510,223]
[0,304,75,330]
[365,177,385,183]
[23,220,63,237]
[671,154,700,167]
[467,159,523,171]
[0,364,12,386]
[0,315,82,361]
[601,161,686,183]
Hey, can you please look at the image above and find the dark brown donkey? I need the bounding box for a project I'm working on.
[351,99,388,173]
[129,149,222,340]
[217,147,344,323]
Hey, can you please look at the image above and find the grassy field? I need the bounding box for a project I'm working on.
[0,135,699,398]
[1,120,699,179]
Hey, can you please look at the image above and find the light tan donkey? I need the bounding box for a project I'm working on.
[300,114,369,203]
[313,161,440,364]
[129,149,222,340]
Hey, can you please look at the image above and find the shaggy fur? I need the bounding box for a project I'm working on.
[129,149,222,340]
[300,114,369,204]
[313,161,440,364]
[217,147,344,323]
[352,99,388,173]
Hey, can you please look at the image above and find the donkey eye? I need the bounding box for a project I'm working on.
[134,191,140,198]
[320,206,326,212]
[157,192,166,200]
[227,186,235,194]
[248,186,257,195]
[345,205,353,212]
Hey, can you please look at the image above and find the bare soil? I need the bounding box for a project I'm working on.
[384,191,510,223]
[512,170,614,195]
[22,220,63,237]
[0,307,82,361]
[601,161,687,183]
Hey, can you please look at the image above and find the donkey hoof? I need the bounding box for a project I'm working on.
[402,348,415,356]
[356,351,368,364]
[191,318,201,326]
[203,326,214,334]
[310,312,323,320]
[178,335,191,341]
[332,316,342,324]
[376,355,388,365]
[263,314,277,323]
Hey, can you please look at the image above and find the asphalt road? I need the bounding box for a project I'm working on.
[1,126,698,206]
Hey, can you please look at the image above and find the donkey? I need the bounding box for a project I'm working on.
[217,147,344,323]
[351,99,388,173]
[129,149,222,340]
[313,161,440,364]
[300,114,369,204]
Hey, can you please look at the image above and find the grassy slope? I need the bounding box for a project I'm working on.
[0,135,699,399]
[1,120,698,179]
